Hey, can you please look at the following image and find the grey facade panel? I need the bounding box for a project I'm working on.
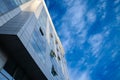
[0,0,30,16]
[0,11,33,35]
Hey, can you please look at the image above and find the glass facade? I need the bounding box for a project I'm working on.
[49,24,55,51]
[0,69,13,80]
[51,65,57,76]
[29,24,48,64]
[0,0,30,16]
[38,7,47,31]
[0,0,68,79]
[24,7,48,64]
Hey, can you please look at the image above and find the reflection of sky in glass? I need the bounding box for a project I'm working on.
[0,0,30,16]
[30,26,47,63]
[0,69,13,80]
[45,0,120,80]
[39,7,48,29]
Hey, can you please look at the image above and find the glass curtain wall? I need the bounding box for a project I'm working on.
[0,0,30,16]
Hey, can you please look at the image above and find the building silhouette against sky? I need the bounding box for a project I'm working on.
[0,0,69,80]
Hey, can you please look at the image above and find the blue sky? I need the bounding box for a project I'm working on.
[45,0,120,80]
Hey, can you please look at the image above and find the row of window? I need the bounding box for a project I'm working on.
[37,8,61,77]
[50,50,61,61]
[39,26,61,59]
[38,27,59,77]
[50,50,62,77]
[0,0,30,16]
[38,9,61,57]
[39,26,59,77]
[51,66,57,76]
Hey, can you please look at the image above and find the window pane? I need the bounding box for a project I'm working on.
[0,69,13,80]
[0,0,30,16]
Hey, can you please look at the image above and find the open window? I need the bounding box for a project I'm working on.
[50,33,53,38]
[57,48,59,52]
[51,65,57,76]
[39,27,44,36]
[50,50,56,57]
[55,40,58,44]
[57,56,61,61]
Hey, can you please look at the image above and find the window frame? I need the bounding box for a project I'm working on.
[39,27,44,36]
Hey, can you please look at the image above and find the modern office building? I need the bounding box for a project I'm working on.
[0,0,69,80]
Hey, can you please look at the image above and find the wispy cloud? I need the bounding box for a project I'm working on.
[86,10,96,23]
[45,0,120,80]
[114,0,120,4]
[68,66,91,80]
[97,0,107,20]
[57,0,87,53]
[78,70,91,80]
[88,34,103,56]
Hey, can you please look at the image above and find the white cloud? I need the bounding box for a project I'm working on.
[78,71,91,80]
[111,50,118,59]
[63,0,75,6]
[58,23,74,52]
[62,38,73,52]
[101,12,106,19]
[114,2,120,24]
[101,1,106,9]
[75,20,86,34]
[70,5,85,25]
[58,0,87,53]
[68,65,91,80]
[86,10,96,23]
[67,58,91,80]
[67,66,79,80]
[114,5,120,13]
[61,0,86,27]
[78,29,87,44]
[116,14,120,21]
[114,0,120,4]
[88,34,103,56]
[97,1,107,20]
[58,22,71,39]
[50,11,58,20]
